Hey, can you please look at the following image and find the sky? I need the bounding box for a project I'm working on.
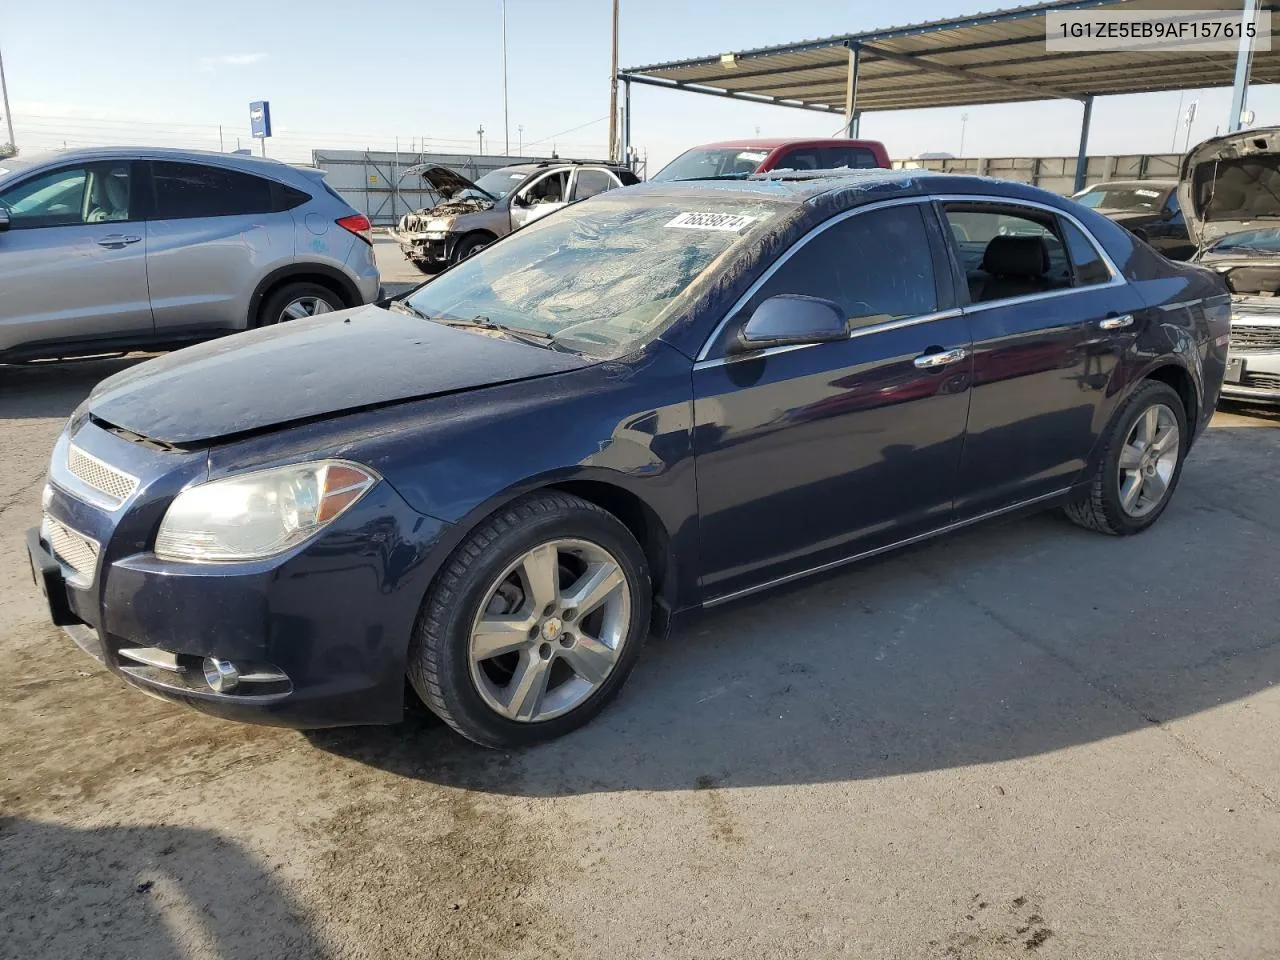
[2,0,1278,173]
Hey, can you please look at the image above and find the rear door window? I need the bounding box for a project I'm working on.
[150,161,275,219]
[823,146,879,170]
[571,168,620,201]
[942,205,1073,303]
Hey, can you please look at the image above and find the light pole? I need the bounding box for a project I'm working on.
[518,124,523,155]
[502,0,509,156]
[477,124,485,155]
[1182,100,1199,154]
[607,0,619,161]
[0,41,16,156]
[959,112,969,157]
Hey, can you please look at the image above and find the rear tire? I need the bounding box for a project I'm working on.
[256,281,342,327]
[1064,380,1187,535]
[408,492,651,749]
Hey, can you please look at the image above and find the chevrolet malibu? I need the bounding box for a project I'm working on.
[28,171,1230,749]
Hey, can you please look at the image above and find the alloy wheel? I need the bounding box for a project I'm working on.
[468,538,632,723]
[278,296,335,323]
[1117,403,1180,518]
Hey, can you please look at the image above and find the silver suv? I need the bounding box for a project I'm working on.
[0,147,381,363]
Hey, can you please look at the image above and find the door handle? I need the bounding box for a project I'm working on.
[1098,314,1134,330]
[96,235,141,247]
[913,347,968,369]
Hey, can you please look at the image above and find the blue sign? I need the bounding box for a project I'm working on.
[249,101,272,140]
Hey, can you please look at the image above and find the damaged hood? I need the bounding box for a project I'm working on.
[87,305,591,445]
[1179,127,1280,247]
[413,165,494,201]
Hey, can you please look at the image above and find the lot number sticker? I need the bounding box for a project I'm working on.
[666,212,757,231]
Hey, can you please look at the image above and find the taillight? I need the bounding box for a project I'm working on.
[337,213,373,245]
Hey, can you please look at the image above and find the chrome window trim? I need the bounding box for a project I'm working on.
[693,196,933,362]
[694,192,1130,363]
[702,486,1071,608]
[934,193,1128,315]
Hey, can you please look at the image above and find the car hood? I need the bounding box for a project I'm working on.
[412,165,493,201]
[1179,127,1280,246]
[87,305,592,445]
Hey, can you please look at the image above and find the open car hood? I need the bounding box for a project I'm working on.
[86,305,589,445]
[1179,127,1280,246]
[411,164,493,201]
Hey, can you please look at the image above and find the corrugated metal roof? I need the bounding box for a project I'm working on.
[622,0,1278,114]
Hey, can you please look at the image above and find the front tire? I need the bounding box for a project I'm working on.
[1064,380,1187,535]
[408,492,651,748]
[451,233,493,263]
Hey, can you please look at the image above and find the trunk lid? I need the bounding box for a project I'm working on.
[87,305,590,445]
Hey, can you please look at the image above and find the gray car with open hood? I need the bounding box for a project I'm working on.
[1181,127,1280,401]
[390,160,639,271]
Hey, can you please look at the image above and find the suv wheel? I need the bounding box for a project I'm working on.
[258,282,342,327]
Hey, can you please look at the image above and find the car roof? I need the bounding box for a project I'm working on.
[501,159,630,174]
[0,146,326,188]
[623,168,1085,209]
[689,138,882,150]
[1083,179,1176,189]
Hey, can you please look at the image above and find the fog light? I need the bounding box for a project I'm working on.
[202,657,240,693]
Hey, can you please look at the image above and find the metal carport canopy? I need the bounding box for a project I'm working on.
[618,0,1277,188]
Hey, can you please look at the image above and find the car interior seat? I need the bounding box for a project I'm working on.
[975,235,1051,301]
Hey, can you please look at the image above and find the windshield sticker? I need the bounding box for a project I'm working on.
[1134,189,1161,198]
[736,151,769,163]
[665,212,758,232]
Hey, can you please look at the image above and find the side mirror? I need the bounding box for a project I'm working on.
[511,193,530,208]
[733,294,848,352]
[1160,207,1175,222]
[0,208,10,232]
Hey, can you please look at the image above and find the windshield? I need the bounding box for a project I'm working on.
[471,168,528,200]
[1075,185,1167,211]
[1208,227,1280,253]
[403,194,787,358]
[651,147,770,182]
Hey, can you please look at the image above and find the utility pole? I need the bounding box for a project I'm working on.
[1171,90,1186,151]
[959,113,969,157]
[0,42,16,155]
[518,124,523,155]
[502,0,510,156]
[219,125,224,152]
[478,124,485,155]
[607,0,619,161]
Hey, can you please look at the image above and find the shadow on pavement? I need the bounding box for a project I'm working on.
[309,423,1280,797]
[0,357,147,421]
[0,817,329,959]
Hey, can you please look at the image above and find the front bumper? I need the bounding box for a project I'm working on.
[388,228,454,264]
[29,421,452,728]
[1221,300,1280,401]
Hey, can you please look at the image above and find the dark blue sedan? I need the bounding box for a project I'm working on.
[28,171,1230,748]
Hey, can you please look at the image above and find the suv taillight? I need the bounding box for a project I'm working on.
[337,213,373,245]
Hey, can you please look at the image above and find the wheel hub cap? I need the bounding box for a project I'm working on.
[468,538,632,723]
[1117,403,1180,519]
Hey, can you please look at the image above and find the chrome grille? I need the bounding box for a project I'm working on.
[67,444,139,506]
[1230,324,1280,352]
[42,515,100,584]
[1246,372,1280,390]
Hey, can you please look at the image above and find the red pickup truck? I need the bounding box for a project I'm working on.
[651,138,892,182]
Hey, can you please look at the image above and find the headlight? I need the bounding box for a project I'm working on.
[154,460,378,562]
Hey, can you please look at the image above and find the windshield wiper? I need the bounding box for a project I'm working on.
[388,299,432,321]
[437,315,574,352]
